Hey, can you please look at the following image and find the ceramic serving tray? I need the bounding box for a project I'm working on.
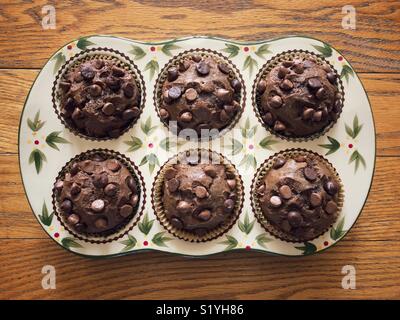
[19,35,375,257]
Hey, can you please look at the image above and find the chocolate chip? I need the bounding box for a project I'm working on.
[167,178,180,193]
[224,199,235,212]
[287,211,303,227]
[303,60,314,68]
[295,155,306,162]
[67,213,80,225]
[316,87,326,100]
[274,121,286,132]
[102,102,115,116]
[322,64,332,73]
[310,192,322,207]
[75,223,87,232]
[185,88,198,102]
[257,79,267,94]
[179,111,192,123]
[216,88,232,103]
[282,60,293,67]
[223,104,237,114]
[64,97,76,114]
[227,179,236,190]
[167,67,179,81]
[270,196,282,207]
[327,72,337,84]
[126,176,137,193]
[178,60,190,72]
[159,108,169,120]
[257,184,265,195]
[112,66,125,77]
[55,180,64,193]
[168,86,182,100]
[81,66,95,81]
[263,112,274,126]
[293,63,304,74]
[280,79,293,91]
[91,199,105,212]
[204,165,217,178]
[93,173,108,188]
[119,204,133,217]
[230,79,242,93]
[123,82,136,98]
[325,201,338,214]
[105,77,121,91]
[104,183,117,196]
[192,55,202,62]
[81,160,95,173]
[201,81,215,93]
[122,109,138,120]
[177,201,191,213]
[59,81,71,92]
[304,167,318,181]
[279,185,292,199]
[278,66,289,79]
[218,63,230,74]
[60,199,72,214]
[269,95,283,108]
[194,186,208,199]
[89,84,102,97]
[307,78,322,90]
[324,181,338,195]
[70,183,81,196]
[164,167,177,180]
[273,158,286,169]
[130,194,139,207]
[198,209,211,221]
[70,162,79,175]
[95,218,108,229]
[219,110,230,122]
[94,59,104,69]
[196,61,210,76]
[106,159,121,172]
[171,217,183,229]
[312,110,323,122]
[303,108,315,120]
[72,108,84,121]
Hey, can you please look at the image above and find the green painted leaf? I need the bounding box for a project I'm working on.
[152,231,172,247]
[238,212,255,235]
[259,136,278,150]
[140,116,157,135]
[312,43,332,58]
[159,137,185,151]
[124,136,143,152]
[29,149,46,174]
[129,45,146,60]
[45,131,69,151]
[239,154,257,170]
[330,217,347,240]
[219,235,238,251]
[221,43,240,58]
[241,117,257,138]
[52,51,66,75]
[227,138,243,156]
[119,234,137,252]
[148,153,160,174]
[256,233,272,249]
[345,115,362,139]
[38,202,54,226]
[349,150,366,172]
[340,65,354,83]
[27,111,45,132]
[255,44,271,59]
[76,37,95,50]
[295,242,317,255]
[138,213,155,235]
[161,43,180,56]
[319,136,341,155]
[61,237,82,249]
[243,55,258,76]
[143,60,159,80]
[139,155,149,166]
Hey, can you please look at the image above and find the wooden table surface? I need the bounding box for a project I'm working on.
[0,0,399,300]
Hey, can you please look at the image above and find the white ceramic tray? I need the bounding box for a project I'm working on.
[19,35,375,257]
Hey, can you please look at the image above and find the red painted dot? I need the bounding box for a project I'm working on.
[67,45,72,50]
[248,144,254,150]
[245,245,251,250]
[324,241,329,246]
[243,47,249,52]
[148,143,154,148]
[348,143,353,149]
[143,240,148,246]
[54,232,59,238]
[150,46,156,52]
[34,140,39,145]
[338,56,343,61]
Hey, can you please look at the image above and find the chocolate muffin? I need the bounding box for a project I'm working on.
[57,56,142,139]
[53,153,141,237]
[253,151,343,242]
[153,150,243,241]
[256,53,343,139]
[157,53,243,138]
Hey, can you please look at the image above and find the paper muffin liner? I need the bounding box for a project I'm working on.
[151,149,244,242]
[153,49,246,142]
[252,50,345,142]
[52,47,146,141]
[51,148,146,244]
[250,148,344,243]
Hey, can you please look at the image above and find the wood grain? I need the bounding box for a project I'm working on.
[0,0,399,300]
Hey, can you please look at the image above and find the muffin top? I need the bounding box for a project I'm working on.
[257,57,342,138]
[159,54,242,137]
[54,155,140,236]
[256,155,341,241]
[161,152,239,236]
[58,58,141,139]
